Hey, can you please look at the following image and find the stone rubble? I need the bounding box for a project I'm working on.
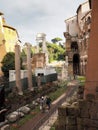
[55,85,98,130]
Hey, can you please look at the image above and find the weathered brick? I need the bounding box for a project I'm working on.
[77,94,84,99]
[58,106,67,117]
[77,118,83,125]
[95,92,98,100]
[87,128,97,130]
[78,100,91,118]
[83,118,98,128]
[77,86,84,94]
[89,100,98,119]
[71,102,79,107]
[86,94,95,101]
[0,125,10,130]
[78,99,92,109]
[66,116,76,125]
[58,116,66,125]
[55,124,66,130]
[80,107,89,118]
[66,125,77,130]
[66,106,79,117]
[77,125,84,130]
[96,86,98,92]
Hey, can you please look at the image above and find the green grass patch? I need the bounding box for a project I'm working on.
[48,84,67,101]
[10,81,67,130]
[10,107,40,130]
[50,126,55,130]
[76,76,86,81]
[76,76,86,86]
[19,107,40,126]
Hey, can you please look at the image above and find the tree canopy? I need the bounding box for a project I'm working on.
[51,37,62,44]
[47,41,65,63]
[1,52,23,78]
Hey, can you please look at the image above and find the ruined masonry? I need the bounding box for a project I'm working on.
[55,0,98,130]
[55,85,98,130]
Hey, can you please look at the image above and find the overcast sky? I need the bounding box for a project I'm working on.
[0,0,87,45]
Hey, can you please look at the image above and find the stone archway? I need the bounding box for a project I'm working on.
[73,54,80,75]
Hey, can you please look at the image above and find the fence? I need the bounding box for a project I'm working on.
[1,73,57,96]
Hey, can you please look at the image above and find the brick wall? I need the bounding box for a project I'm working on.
[55,85,98,130]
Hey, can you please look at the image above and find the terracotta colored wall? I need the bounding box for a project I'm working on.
[84,0,98,98]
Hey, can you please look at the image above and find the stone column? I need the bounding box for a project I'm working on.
[84,0,98,99]
[15,44,23,95]
[26,43,33,91]
[42,38,49,66]
[36,42,39,53]
[80,61,83,75]
[83,59,85,76]
[65,56,68,79]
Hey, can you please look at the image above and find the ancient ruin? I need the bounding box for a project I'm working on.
[15,44,23,95]
[56,0,98,130]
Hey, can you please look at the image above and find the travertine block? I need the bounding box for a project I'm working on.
[86,94,95,101]
[58,106,67,117]
[66,116,76,125]
[66,106,79,117]
[66,125,77,130]
[89,100,98,119]
[83,118,98,128]
[58,116,66,125]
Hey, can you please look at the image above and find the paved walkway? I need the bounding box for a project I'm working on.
[18,80,78,130]
[39,110,58,130]
[39,80,79,130]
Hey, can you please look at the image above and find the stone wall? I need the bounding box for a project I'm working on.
[55,86,98,130]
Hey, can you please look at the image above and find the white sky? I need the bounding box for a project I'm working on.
[0,0,87,45]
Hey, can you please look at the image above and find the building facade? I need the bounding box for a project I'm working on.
[31,53,45,70]
[0,12,19,75]
[64,1,91,77]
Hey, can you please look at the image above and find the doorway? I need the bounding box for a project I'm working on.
[73,54,80,75]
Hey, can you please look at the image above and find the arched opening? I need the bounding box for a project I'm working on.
[71,42,78,52]
[73,54,80,75]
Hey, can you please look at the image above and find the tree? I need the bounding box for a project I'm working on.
[47,41,65,62]
[51,37,62,44]
[1,52,23,78]
[1,52,15,77]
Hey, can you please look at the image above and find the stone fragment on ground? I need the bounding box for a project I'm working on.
[18,106,30,114]
[6,113,18,123]
[0,124,10,130]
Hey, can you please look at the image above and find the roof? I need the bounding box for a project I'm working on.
[3,24,16,31]
[3,24,19,38]
[65,15,77,22]
[76,1,89,13]
[0,12,4,15]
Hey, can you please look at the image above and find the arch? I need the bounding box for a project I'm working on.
[73,54,80,75]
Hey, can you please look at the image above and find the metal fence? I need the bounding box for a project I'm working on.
[3,73,57,96]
